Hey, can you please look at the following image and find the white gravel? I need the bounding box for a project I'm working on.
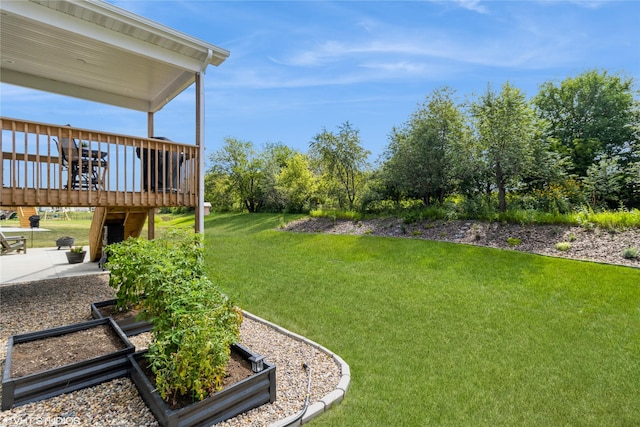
[0,276,344,426]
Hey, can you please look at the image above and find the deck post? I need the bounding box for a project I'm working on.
[147,112,156,241]
[195,71,205,235]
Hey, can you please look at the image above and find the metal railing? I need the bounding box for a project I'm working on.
[1,117,198,208]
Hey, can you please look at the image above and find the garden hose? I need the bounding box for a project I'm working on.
[282,362,313,426]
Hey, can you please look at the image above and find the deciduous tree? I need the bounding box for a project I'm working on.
[471,82,536,212]
[534,70,637,176]
[207,137,264,212]
[309,121,370,210]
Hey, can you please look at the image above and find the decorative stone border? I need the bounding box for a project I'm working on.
[242,311,351,427]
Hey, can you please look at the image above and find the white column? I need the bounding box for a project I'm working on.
[196,71,205,235]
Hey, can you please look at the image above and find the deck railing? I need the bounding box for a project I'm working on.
[1,117,198,208]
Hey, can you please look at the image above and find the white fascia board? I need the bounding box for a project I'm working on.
[82,0,230,65]
[3,1,215,72]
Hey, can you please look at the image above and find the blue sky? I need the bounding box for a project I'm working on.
[1,0,638,165]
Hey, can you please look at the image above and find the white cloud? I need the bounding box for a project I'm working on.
[451,0,489,14]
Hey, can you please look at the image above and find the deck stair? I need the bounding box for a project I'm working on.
[17,207,38,228]
[89,207,148,261]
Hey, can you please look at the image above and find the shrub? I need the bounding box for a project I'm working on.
[105,229,204,310]
[506,237,521,247]
[622,247,639,259]
[555,242,572,251]
[105,229,241,405]
[575,206,640,231]
[147,277,242,403]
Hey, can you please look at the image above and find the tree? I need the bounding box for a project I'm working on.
[381,87,468,206]
[533,69,637,176]
[471,82,537,212]
[309,121,370,210]
[207,137,264,212]
[260,143,295,212]
[276,153,317,213]
[377,126,412,206]
[583,155,625,208]
[204,171,234,212]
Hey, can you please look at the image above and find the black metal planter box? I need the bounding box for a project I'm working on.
[91,298,153,336]
[129,344,276,427]
[2,318,134,410]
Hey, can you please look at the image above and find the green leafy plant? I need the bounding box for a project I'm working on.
[105,229,204,310]
[472,224,482,241]
[506,237,521,247]
[622,247,638,259]
[147,276,242,403]
[555,241,572,251]
[69,246,85,253]
[567,233,577,242]
[105,228,241,404]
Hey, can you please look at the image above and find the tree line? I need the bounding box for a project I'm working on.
[205,69,639,216]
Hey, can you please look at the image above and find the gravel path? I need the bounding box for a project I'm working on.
[0,275,342,427]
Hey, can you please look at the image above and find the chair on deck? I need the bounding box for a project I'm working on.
[55,137,107,190]
[0,231,27,255]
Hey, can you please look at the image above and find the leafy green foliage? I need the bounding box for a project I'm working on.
[207,137,265,212]
[471,82,537,212]
[380,87,468,207]
[309,121,370,210]
[506,237,521,246]
[534,69,637,177]
[105,229,204,310]
[575,206,640,230]
[105,229,241,403]
[203,70,639,214]
[147,277,242,403]
[555,241,572,251]
[583,155,626,208]
[275,152,317,213]
[622,247,638,259]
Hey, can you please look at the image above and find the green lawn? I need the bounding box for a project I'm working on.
[0,214,192,248]
[204,213,640,426]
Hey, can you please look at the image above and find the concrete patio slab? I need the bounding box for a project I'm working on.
[0,246,106,285]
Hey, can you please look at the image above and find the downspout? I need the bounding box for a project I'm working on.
[195,48,212,235]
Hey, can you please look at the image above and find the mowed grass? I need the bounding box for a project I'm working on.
[204,213,640,426]
[0,214,194,248]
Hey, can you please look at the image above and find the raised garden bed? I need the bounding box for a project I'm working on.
[129,344,276,427]
[91,298,153,336]
[2,317,134,410]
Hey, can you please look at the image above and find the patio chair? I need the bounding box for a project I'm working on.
[0,231,27,255]
[55,137,107,190]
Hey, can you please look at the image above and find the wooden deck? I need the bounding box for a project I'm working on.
[2,117,201,261]
[1,118,199,209]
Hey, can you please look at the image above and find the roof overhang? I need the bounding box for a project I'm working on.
[0,0,230,113]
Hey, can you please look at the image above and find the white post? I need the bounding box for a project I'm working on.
[196,71,205,235]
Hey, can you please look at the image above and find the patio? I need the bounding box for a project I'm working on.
[0,246,105,285]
